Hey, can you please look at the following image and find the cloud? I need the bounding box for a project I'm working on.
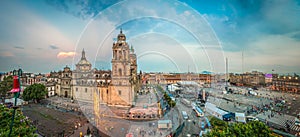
[57,51,75,59]
[202,0,300,52]
[49,44,59,49]
[224,34,300,73]
[14,46,24,49]
[46,0,122,20]
[0,1,76,72]
[0,52,15,57]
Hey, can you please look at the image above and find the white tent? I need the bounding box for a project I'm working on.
[235,112,246,123]
[5,98,25,106]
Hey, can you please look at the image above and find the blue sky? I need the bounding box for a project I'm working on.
[0,0,300,74]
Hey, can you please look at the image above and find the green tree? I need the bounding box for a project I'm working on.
[0,104,37,137]
[22,84,47,103]
[0,76,13,103]
[206,117,275,137]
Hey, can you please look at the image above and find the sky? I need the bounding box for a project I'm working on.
[0,0,300,74]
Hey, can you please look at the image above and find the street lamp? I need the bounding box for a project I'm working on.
[8,68,23,137]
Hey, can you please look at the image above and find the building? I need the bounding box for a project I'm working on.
[95,29,139,106]
[271,74,300,93]
[230,71,265,87]
[72,49,95,103]
[142,72,211,87]
[46,71,60,97]
[59,66,72,98]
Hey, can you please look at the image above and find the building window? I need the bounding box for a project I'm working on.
[66,82,68,84]
[107,89,108,94]
[119,68,122,76]
[76,88,78,92]
[119,51,122,59]
[85,88,87,93]
[118,90,121,95]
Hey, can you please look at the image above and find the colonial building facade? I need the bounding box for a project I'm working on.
[142,72,212,87]
[271,74,300,93]
[46,30,140,106]
[72,49,95,103]
[96,30,139,106]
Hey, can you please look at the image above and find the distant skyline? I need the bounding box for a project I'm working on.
[0,0,300,74]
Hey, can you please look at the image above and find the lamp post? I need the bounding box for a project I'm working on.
[8,68,22,137]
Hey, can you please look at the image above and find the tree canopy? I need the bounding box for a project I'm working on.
[0,104,37,137]
[22,83,47,103]
[0,76,13,102]
[206,117,276,137]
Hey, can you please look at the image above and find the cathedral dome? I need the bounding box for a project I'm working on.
[77,59,91,65]
[117,29,126,42]
[118,30,125,37]
[77,49,91,65]
[76,49,92,71]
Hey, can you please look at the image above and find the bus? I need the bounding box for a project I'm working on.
[194,106,204,117]
[204,117,211,128]
[182,111,189,120]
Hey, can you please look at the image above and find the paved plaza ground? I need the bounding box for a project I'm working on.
[20,84,300,136]
[206,86,300,135]
[22,104,89,136]
[95,86,181,137]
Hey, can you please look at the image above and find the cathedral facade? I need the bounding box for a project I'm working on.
[72,49,95,103]
[47,30,141,107]
[96,29,139,106]
[49,30,140,106]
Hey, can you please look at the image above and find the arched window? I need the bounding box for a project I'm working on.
[119,68,122,76]
[119,51,122,60]
[123,50,126,60]
[114,50,117,59]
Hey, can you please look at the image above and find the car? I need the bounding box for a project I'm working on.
[246,116,259,122]
[201,122,205,129]
[295,118,300,126]
[182,111,189,120]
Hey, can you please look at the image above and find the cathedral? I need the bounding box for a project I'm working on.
[51,29,140,107]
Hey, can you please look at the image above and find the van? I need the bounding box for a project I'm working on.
[295,118,300,126]
[182,111,189,120]
[246,116,258,122]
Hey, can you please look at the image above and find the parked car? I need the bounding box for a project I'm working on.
[295,118,300,126]
[246,116,259,122]
[201,122,205,129]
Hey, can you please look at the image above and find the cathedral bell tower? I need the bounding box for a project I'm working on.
[111,29,134,106]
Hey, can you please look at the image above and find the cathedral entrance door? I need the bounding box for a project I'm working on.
[65,91,68,98]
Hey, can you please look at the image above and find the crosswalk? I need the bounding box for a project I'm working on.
[256,111,300,131]
[289,119,300,131]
